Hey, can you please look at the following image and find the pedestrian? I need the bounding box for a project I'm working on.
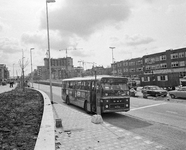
[9,80,13,88]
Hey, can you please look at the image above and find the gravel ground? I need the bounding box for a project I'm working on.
[0,88,44,150]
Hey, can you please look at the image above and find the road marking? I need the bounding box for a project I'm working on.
[166,110,178,114]
[130,102,167,111]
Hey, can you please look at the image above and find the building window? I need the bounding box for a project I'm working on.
[180,61,185,67]
[123,68,128,72]
[160,55,166,61]
[129,61,135,66]
[137,67,143,72]
[137,60,142,65]
[155,57,160,62]
[145,65,151,70]
[129,68,135,72]
[171,53,178,59]
[160,63,167,68]
[171,62,179,67]
[157,75,168,81]
[179,52,184,58]
[155,64,160,69]
[180,72,186,78]
[142,76,150,82]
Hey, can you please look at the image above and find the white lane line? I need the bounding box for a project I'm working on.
[166,110,178,114]
[130,102,167,111]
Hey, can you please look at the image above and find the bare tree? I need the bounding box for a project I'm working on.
[18,50,29,91]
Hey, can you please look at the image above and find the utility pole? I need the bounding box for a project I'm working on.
[30,48,34,88]
[109,47,115,75]
[59,47,83,78]
[13,63,15,79]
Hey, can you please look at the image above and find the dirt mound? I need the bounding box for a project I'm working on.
[0,88,44,150]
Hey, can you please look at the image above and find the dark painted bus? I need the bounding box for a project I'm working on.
[61,75,130,114]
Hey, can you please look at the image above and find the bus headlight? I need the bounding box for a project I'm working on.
[126,104,129,107]
[105,105,109,108]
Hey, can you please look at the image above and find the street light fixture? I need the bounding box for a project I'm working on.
[30,48,34,88]
[109,47,115,75]
[46,0,55,104]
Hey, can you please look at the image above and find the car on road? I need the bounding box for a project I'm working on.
[169,86,186,99]
[142,85,168,98]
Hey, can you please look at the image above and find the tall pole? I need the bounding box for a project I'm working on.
[13,63,15,79]
[109,47,115,75]
[30,48,34,88]
[46,1,55,104]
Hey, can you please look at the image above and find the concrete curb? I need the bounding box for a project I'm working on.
[34,89,55,150]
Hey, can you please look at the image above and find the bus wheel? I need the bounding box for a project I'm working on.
[84,101,89,114]
[66,96,70,105]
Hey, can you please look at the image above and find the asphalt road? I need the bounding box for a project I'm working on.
[33,83,186,150]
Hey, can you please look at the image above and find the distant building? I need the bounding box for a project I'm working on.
[37,57,74,80]
[37,66,48,80]
[113,47,186,88]
[84,66,112,76]
[140,48,186,87]
[0,64,9,81]
[113,57,143,79]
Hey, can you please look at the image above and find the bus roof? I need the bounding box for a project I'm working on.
[62,75,127,82]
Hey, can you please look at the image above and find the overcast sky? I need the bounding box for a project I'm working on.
[1,0,186,76]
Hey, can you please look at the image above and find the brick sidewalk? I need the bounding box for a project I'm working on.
[54,103,168,150]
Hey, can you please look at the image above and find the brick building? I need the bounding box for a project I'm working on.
[0,64,9,82]
[113,47,186,88]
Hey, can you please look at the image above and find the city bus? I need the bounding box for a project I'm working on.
[61,75,130,114]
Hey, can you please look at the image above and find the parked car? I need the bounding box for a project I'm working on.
[142,85,168,98]
[169,86,186,99]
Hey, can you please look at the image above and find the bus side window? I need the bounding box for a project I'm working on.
[85,81,90,90]
[81,81,85,90]
[97,82,101,92]
[92,81,95,90]
[74,81,77,89]
[69,82,74,89]
[66,82,69,88]
[77,81,81,89]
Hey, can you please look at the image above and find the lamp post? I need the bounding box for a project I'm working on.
[109,47,115,75]
[30,48,34,88]
[46,0,55,104]
[13,63,15,79]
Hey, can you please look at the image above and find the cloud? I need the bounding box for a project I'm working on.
[0,38,21,53]
[0,25,2,32]
[40,0,132,39]
[21,31,71,50]
[125,34,155,46]
[70,49,94,58]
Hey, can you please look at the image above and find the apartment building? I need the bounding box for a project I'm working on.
[113,47,186,88]
[141,48,186,87]
[43,57,73,79]
[112,57,143,79]
[0,64,9,81]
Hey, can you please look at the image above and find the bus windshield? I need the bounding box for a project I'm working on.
[101,78,129,96]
